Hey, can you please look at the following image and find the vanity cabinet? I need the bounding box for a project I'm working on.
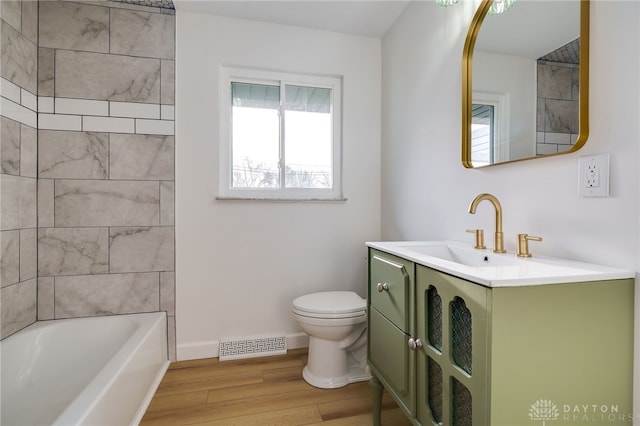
[367,248,634,426]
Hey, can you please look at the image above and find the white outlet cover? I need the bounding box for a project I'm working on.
[578,153,610,197]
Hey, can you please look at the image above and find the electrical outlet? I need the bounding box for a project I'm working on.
[579,154,610,197]
[585,162,600,188]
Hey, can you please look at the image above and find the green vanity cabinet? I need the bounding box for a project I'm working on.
[368,247,635,426]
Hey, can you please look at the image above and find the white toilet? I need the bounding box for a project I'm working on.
[292,291,371,389]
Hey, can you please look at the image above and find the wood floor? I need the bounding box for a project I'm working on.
[140,349,413,426]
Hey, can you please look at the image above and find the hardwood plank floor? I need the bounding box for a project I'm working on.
[141,349,412,426]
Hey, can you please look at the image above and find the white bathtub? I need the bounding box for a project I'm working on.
[1,312,169,426]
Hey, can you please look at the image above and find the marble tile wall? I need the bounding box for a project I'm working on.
[35,0,176,360]
[1,0,39,339]
[536,60,580,155]
[0,0,175,360]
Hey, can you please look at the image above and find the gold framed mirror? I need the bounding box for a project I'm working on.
[462,0,589,168]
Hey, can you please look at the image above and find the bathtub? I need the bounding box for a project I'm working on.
[1,312,169,426]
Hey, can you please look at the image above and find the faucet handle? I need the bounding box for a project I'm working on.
[466,229,486,249]
[516,234,542,258]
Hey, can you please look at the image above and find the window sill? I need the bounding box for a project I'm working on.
[215,196,348,202]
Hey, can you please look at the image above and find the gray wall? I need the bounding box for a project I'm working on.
[0,0,39,339]
[1,0,176,360]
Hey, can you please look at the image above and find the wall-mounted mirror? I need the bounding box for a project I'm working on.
[462,0,589,168]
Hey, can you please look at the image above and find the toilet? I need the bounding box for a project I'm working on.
[292,291,371,389]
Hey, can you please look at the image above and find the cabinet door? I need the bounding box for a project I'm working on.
[415,266,490,426]
[369,251,411,332]
[369,306,414,415]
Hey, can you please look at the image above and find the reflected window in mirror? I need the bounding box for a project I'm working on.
[471,92,509,166]
[471,104,493,167]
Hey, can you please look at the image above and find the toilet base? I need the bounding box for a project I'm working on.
[302,356,371,389]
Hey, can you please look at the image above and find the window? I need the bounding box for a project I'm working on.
[219,67,342,200]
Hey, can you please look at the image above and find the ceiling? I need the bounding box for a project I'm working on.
[114,0,581,52]
[173,0,410,38]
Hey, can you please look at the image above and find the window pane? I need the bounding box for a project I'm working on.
[231,82,280,188]
[284,85,332,189]
[232,82,279,109]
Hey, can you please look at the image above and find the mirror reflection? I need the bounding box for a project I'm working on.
[462,0,589,168]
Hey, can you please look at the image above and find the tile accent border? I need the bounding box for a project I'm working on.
[39,95,174,135]
[1,78,37,128]
[1,78,174,135]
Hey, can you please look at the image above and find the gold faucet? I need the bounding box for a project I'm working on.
[468,193,506,253]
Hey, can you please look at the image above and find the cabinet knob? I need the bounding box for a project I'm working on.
[407,338,423,350]
[376,282,389,292]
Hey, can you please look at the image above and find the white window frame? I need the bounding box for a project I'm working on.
[218,66,343,201]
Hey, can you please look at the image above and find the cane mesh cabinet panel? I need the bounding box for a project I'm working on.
[416,266,489,425]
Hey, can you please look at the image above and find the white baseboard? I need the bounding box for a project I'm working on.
[176,340,219,361]
[286,332,309,350]
[177,332,309,361]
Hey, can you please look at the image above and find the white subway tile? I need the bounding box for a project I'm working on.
[545,132,572,145]
[20,89,37,111]
[56,98,109,116]
[135,119,174,135]
[161,105,175,120]
[38,113,82,131]
[571,133,579,144]
[110,101,160,119]
[38,97,54,113]
[2,97,37,128]
[537,143,558,155]
[0,78,21,103]
[83,116,134,133]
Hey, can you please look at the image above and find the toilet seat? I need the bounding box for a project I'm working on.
[293,291,366,319]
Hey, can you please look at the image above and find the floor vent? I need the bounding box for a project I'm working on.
[219,334,287,361]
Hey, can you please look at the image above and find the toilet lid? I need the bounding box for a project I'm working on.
[293,291,366,315]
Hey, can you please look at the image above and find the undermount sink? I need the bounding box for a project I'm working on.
[400,244,521,267]
[366,240,634,287]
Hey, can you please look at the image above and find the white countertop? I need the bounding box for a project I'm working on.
[366,240,635,287]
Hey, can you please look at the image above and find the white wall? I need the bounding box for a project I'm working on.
[382,0,639,418]
[175,12,381,359]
